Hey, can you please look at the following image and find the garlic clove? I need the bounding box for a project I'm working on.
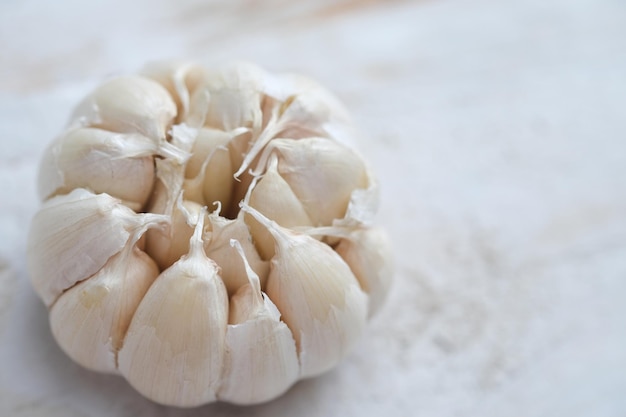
[118,211,228,407]
[183,127,234,211]
[142,129,193,220]
[202,144,234,211]
[26,188,165,307]
[203,208,269,295]
[218,240,299,404]
[69,75,177,141]
[145,198,201,271]
[308,226,393,318]
[264,72,354,143]
[262,72,350,120]
[144,158,184,218]
[234,74,354,178]
[49,244,159,373]
[245,153,313,260]
[321,173,380,247]
[242,204,367,378]
[141,61,205,122]
[37,128,156,211]
[188,62,265,132]
[144,157,196,271]
[185,128,231,179]
[257,137,369,226]
[331,173,379,229]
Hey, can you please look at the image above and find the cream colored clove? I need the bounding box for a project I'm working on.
[254,137,370,226]
[118,210,228,407]
[49,233,160,373]
[70,75,177,141]
[203,205,269,295]
[183,127,235,211]
[37,128,157,211]
[242,204,368,378]
[218,239,299,404]
[27,188,168,307]
[245,153,313,260]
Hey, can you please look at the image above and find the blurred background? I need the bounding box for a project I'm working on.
[1,0,625,416]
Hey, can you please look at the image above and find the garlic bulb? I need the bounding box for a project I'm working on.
[26,61,392,407]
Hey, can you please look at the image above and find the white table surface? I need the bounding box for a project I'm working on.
[1,0,625,416]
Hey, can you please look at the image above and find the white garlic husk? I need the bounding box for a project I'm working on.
[26,61,392,408]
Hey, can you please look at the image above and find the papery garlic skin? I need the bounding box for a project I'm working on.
[27,61,392,408]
